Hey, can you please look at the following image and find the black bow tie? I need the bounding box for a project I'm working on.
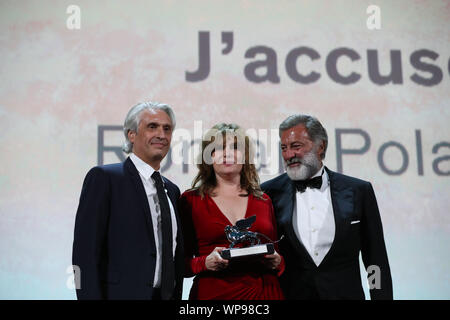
[294,175,323,193]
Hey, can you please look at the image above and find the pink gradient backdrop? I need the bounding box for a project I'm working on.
[0,0,448,299]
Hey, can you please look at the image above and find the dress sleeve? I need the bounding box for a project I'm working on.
[266,195,285,277]
[178,193,208,277]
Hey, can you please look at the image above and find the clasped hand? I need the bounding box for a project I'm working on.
[205,247,281,271]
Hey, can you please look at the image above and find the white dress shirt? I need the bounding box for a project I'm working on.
[292,166,335,266]
[130,153,177,288]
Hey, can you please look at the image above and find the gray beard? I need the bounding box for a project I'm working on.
[285,150,321,181]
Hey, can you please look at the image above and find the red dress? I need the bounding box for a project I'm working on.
[179,190,285,300]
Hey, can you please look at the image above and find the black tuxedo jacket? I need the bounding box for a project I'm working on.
[72,157,184,300]
[261,167,392,300]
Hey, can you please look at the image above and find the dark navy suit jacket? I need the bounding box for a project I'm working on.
[261,167,393,300]
[72,157,184,300]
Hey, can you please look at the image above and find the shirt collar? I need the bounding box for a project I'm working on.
[129,153,157,181]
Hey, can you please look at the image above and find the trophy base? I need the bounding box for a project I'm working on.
[220,243,274,260]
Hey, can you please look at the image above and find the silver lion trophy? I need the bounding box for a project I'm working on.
[220,215,283,259]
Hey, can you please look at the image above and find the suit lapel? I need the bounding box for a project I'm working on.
[124,157,156,251]
[319,167,354,267]
[163,177,182,240]
[163,178,178,215]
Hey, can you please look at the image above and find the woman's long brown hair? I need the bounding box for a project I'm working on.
[191,123,264,199]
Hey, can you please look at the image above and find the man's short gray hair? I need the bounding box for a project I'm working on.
[122,101,176,154]
[279,114,328,160]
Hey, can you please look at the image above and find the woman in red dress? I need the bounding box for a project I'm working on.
[179,123,285,300]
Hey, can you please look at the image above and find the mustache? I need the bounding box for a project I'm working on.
[286,157,304,165]
[150,138,168,145]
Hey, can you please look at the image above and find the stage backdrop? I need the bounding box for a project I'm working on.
[0,0,448,299]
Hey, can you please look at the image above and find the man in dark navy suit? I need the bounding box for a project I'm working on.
[261,115,392,300]
[72,101,183,300]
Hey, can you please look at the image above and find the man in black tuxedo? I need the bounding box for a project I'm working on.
[72,101,183,300]
[261,115,392,300]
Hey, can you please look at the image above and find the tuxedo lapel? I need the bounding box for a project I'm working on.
[319,167,354,267]
[277,175,317,268]
[124,157,156,251]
